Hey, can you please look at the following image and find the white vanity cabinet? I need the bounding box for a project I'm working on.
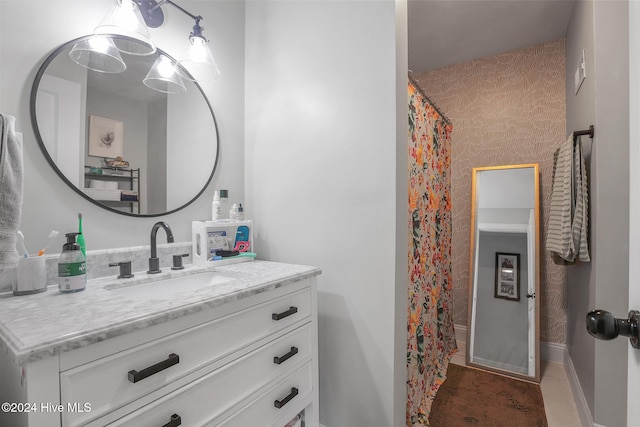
[0,265,319,427]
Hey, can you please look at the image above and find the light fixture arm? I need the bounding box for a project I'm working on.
[135,0,203,29]
[165,0,201,22]
[164,0,206,42]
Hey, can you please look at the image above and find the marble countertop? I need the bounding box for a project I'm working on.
[0,260,321,365]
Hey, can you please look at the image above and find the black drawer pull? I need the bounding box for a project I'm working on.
[128,353,180,383]
[274,346,299,365]
[162,413,181,427]
[272,306,298,321]
[274,387,299,409]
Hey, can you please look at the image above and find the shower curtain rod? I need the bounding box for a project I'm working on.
[408,71,452,125]
[573,125,595,139]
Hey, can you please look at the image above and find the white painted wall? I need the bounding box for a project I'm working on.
[393,0,409,422]
[592,3,630,425]
[0,0,244,252]
[564,0,597,420]
[566,1,630,426]
[166,85,217,210]
[629,4,640,425]
[245,1,407,425]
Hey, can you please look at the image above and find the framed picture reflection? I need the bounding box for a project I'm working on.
[495,252,520,301]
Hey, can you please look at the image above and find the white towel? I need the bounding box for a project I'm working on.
[546,135,590,263]
[0,114,23,270]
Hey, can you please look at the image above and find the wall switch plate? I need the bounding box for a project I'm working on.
[575,49,586,95]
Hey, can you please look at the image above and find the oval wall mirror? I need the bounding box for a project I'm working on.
[467,164,541,382]
[30,35,219,217]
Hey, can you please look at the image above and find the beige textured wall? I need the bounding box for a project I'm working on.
[414,39,567,344]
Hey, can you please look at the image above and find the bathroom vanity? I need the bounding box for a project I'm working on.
[0,260,320,427]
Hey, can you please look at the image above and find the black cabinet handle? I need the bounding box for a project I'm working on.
[272,306,298,321]
[128,353,180,383]
[273,346,299,365]
[274,387,299,409]
[162,413,181,427]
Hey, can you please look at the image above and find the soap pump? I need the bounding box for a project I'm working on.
[58,232,87,294]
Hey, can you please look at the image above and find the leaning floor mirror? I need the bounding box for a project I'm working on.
[467,164,540,382]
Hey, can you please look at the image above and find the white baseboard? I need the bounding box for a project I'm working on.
[540,341,565,363]
[454,323,467,344]
[564,346,595,427]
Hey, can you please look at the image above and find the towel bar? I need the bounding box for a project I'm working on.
[573,125,594,139]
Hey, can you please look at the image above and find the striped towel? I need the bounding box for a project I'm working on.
[546,136,590,263]
[572,139,590,262]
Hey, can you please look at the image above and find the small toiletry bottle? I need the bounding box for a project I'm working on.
[58,232,87,294]
[212,191,222,220]
[230,203,244,221]
[230,203,239,220]
[219,189,229,219]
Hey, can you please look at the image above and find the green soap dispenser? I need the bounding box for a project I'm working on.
[58,232,87,294]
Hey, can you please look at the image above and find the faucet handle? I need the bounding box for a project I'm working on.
[109,261,134,279]
[171,254,189,270]
[147,257,161,274]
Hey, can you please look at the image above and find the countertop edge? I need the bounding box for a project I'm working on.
[1,263,321,366]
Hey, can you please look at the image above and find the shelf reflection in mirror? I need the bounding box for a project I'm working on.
[467,164,540,382]
[30,35,219,217]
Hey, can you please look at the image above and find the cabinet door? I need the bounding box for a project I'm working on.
[102,326,313,427]
[62,287,312,426]
[214,363,313,427]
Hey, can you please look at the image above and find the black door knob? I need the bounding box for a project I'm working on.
[586,309,640,348]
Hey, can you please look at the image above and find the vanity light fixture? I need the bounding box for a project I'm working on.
[174,16,221,82]
[68,36,127,73]
[143,54,187,94]
[136,0,220,82]
[94,0,156,55]
[72,0,219,83]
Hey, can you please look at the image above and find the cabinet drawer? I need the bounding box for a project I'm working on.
[62,287,311,426]
[105,325,313,427]
[215,363,313,427]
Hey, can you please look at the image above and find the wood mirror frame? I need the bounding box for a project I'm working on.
[466,163,541,382]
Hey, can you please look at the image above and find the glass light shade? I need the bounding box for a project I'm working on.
[94,0,156,55]
[68,36,127,73]
[143,55,187,94]
[175,36,220,82]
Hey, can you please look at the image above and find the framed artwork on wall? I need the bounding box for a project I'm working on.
[495,252,520,301]
[88,115,123,158]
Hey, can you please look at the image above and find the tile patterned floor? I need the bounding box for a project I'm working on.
[449,342,582,427]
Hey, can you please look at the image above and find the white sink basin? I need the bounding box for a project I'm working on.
[106,271,234,301]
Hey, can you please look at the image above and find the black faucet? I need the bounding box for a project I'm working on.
[147,221,174,274]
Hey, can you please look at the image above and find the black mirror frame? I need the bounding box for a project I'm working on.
[29,34,220,218]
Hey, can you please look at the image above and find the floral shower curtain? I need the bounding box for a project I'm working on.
[406,80,457,426]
